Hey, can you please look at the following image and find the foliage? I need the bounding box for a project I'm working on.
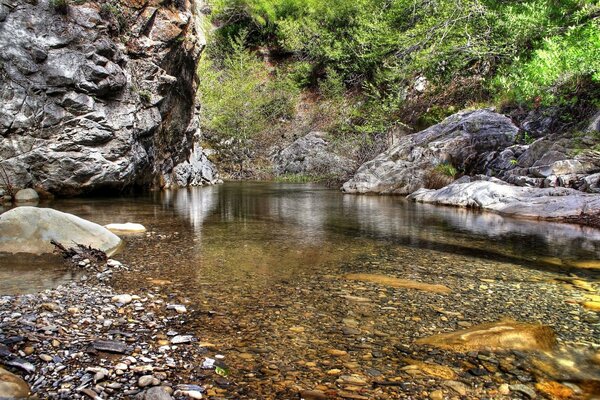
[50,0,69,14]
[198,33,299,173]
[434,162,458,178]
[203,0,600,174]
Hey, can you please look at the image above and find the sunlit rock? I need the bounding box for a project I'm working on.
[105,222,147,234]
[416,320,557,352]
[0,206,121,256]
[0,367,30,399]
[345,273,451,294]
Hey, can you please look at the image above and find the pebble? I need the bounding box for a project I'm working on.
[112,294,133,304]
[510,384,537,398]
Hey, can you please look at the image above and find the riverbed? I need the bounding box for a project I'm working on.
[1,182,599,399]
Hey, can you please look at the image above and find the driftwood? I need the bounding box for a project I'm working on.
[50,240,107,264]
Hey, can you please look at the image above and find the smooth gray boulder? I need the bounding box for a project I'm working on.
[0,207,122,255]
[14,188,39,203]
[342,109,518,194]
[408,179,600,221]
[273,132,356,178]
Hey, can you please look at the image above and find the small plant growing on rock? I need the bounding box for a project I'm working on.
[50,0,69,14]
[424,162,458,189]
[138,90,152,104]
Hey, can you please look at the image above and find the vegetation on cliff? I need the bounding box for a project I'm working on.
[198,0,600,175]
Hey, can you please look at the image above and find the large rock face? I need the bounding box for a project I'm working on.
[408,177,600,222]
[0,0,218,195]
[0,206,122,255]
[272,132,356,178]
[342,110,519,194]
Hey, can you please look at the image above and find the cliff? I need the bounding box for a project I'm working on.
[0,0,218,196]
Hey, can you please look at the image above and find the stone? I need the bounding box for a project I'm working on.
[273,132,356,179]
[443,380,468,396]
[170,335,194,344]
[343,109,518,194]
[105,223,147,234]
[112,294,133,305]
[582,301,600,312]
[408,179,600,223]
[142,387,174,400]
[0,207,122,256]
[417,320,556,352]
[0,367,30,399]
[510,384,537,399]
[344,273,451,294]
[429,390,443,400]
[92,340,129,354]
[535,381,574,399]
[166,304,187,314]
[138,375,157,387]
[14,188,39,203]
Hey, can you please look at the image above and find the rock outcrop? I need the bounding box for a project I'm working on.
[0,206,122,255]
[342,110,519,194]
[0,0,218,196]
[408,177,600,222]
[273,132,356,178]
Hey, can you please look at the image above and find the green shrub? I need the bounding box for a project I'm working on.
[50,0,69,14]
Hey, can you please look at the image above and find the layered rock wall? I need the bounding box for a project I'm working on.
[0,0,218,195]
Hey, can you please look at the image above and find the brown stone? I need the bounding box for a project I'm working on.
[344,274,451,294]
[416,320,556,352]
[0,367,30,399]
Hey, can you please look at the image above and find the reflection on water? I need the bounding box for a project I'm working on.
[1,182,599,294]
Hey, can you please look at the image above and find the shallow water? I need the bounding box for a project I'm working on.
[2,183,599,398]
[1,182,599,295]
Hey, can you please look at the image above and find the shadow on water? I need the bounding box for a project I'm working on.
[1,182,599,294]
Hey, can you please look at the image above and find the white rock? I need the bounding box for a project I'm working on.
[167,304,187,314]
[14,188,39,203]
[104,223,147,234]
[0,207,122,256]
[170,335,194,344]
[111,294,133,305]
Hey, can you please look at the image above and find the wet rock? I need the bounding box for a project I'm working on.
[0,207,122,256]
[92,340,129,354]
[14,188,39,203]
[0,366,30,398]
[112,294,133,305]
[510,384,537,398]
[141,386,174,400]
[170,335,194,344]
[344,273,451,294]
[105,223,147,234]
[417,320,556,352]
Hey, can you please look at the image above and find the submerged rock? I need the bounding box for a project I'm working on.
[0,366,30,399]
[408,179,600,222]
[344,273,451,294]
[416,320,557,352]
[0,206,121,255]
[105,222,147,234]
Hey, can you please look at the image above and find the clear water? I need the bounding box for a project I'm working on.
[1,182,599,294]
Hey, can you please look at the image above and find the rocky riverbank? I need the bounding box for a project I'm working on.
[0,258,231,399]
[3,238,599,399]
[342,108,600,226]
